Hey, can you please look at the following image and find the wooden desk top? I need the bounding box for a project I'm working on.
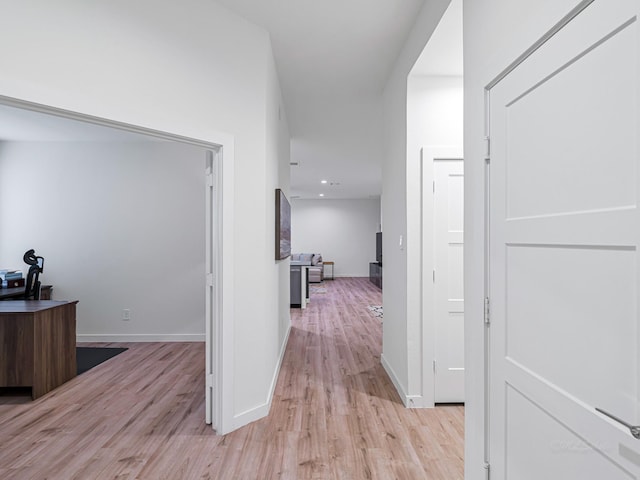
[0,300,78,313]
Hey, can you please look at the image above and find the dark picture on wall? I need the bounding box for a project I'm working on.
[275,188,291,260]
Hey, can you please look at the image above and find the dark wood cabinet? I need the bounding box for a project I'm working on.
[0,300,77,399]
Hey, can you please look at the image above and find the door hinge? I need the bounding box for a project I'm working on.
[433,180,436,193]
[206,374,214,389]
[207,273,214,287]
[433,360,436,373]
[433,270,436,283]
[206,173,214,188]
[484,462,491,480]
[484,297,490,325]
[484,136,491,162]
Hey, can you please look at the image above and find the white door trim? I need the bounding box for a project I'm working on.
[421,145,463,408]
[0,94,236,435]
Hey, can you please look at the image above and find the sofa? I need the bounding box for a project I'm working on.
[291,253,323,282]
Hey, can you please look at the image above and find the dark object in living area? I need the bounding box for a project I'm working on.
[369,262,382,290]
[370,232,382,289]
[76,347,128,375]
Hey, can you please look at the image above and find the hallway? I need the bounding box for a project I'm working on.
[278,277,464,478]
[0,278,463,479]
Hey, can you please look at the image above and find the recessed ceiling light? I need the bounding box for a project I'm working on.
[321,180,328,184]
[319,193,325,197]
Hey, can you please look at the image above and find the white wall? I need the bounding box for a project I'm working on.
[407,76,463,150]
[380,0,451,405]
[255,41,292,424]
[0,141,206,340]
[0,0,290,433]
[463,0,585,477]
[291,198,381,277]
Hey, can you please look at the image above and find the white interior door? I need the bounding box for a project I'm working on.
[433,159,464,403]
[487,0,640,477]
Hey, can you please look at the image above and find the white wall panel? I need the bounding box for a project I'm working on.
[506,386,633,479]
[505,25,636,219]
[506,245,637,418]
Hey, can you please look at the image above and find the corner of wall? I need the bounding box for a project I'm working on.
[231,322,291,430]
[380,0,452,408]
[381,353,429,408]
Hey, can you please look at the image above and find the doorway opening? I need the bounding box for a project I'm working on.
[405,0,464,408]
[0,95,230,432]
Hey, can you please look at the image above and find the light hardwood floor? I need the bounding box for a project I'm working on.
[0,277,463,479]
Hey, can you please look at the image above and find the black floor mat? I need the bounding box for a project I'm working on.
[76,347,127,375]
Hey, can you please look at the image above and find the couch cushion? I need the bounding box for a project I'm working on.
[300,253,313,263]
[311,254,322,265]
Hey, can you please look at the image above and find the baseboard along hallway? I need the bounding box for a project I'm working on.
[0,277,463,479]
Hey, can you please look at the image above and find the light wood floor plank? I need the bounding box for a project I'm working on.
[0,277,463,479]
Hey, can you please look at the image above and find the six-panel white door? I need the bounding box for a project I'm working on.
[434,159,465,403]
[488,0,640,477]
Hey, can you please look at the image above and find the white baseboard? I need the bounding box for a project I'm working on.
[232,324,292,430]
[76,334,205,343]
[232,401,270,430]
[380,353,426,408]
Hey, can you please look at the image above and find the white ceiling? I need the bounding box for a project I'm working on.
[0,0,463,199]
[215,0,427,102]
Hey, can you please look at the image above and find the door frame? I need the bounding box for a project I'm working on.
[0,94,236,434]
[421,145,464,407]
